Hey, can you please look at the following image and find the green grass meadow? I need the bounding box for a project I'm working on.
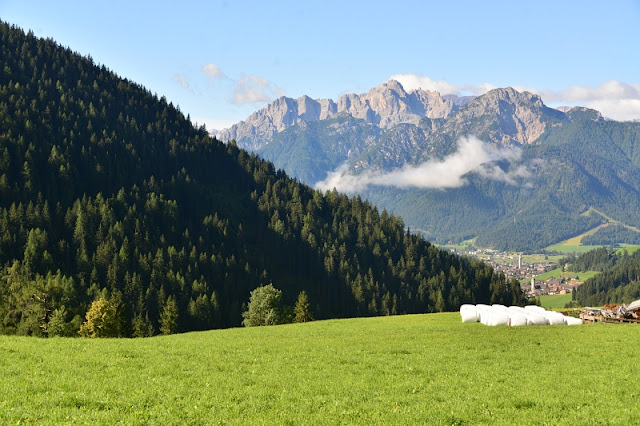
[535,268,599,282]
[539,293,573,309]
[618,244,640,255]
[545,242,604,254]
[2,313,639,424]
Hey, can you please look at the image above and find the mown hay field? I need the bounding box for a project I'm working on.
[1,313,638,424]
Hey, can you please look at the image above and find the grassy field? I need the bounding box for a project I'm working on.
[545,242,604,254]
[534,267,564,281]
[522,254,564,263]
[534,268,599,282]
[539,293,573,309]
[547,210,640,254]
[2,314,639,424]
[545,221,606,253]
[618,244,640,255]
[437,237,477,251]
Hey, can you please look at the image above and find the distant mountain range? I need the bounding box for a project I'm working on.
[218,81,640,252]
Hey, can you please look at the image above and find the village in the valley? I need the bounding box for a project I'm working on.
[448,247,582,299]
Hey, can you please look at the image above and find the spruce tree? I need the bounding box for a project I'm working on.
[159,296,178,335]
[293,290,313,323]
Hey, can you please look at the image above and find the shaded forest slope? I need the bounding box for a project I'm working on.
[0,22,522,336]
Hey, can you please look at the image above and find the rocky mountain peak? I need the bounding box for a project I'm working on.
[375,79,408,96]
[434,87,569,147]
[217,80,458,151]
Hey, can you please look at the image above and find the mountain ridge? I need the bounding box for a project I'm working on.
[217,80,463,151]
[218,82,640,252]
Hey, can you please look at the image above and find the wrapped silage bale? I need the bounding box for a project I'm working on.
[509,314,528,327]
[508,306,526,313]
[478,305,492,325]
[564,316,583,325]
[526,313,548,325]
[487,312,510,326]
[479,308,490,325]
[491,306,511,318]
[524,305,546,313]
[460,304,479,323]
[544,311,566,325]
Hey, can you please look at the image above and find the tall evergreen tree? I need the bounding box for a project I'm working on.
[293,290,313,323]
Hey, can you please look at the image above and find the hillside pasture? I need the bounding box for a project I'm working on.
[546,242,604,254]
[618,244,640,255]
[546,222,606,254]
[534,268,599,282]
[1,314,638,424]
[539,293,573,309]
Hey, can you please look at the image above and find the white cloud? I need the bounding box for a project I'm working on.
[202,63,225,80]
[232,75,285,105]
[464,82,498,95]
[315,136,526,192]
[545,81,640,121]
[585,99,640,122]
[390,73,461,95]
[561,80,640,103]
[391,73,498,96]
[171,74,189,89]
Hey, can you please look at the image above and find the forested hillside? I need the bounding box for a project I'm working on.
[581,224,640,246]
[0,22,523,337]
[567,247,616,272]
[575,249,640,306]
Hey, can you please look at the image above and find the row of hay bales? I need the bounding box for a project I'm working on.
[460,304,583,326]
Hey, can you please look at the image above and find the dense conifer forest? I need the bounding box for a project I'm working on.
[581,224,640,246]
[575,249,640,306]
[0,21,523,337]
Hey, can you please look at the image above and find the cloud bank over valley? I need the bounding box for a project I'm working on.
[315,136,530,193]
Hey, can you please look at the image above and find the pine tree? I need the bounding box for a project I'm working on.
[159,296,178,335]
[293,290,313,323]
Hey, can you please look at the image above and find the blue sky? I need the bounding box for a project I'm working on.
[2,0,640,129]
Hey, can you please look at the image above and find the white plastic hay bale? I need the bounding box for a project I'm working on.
[490,305,511,316]
[487,312,509,326]
[544,311,566,325]
[564,316,583,325]
[477,305,496,325]
[460,304,475,314]
[461,313,478,323]
[460,304,479,323]
[627,299,640,311]
[509,314,528,327]
[479,310,489,325]
[524,305,546,313]
[526,313,548,325]
[482,312,494,326]
[508,306,526,313]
